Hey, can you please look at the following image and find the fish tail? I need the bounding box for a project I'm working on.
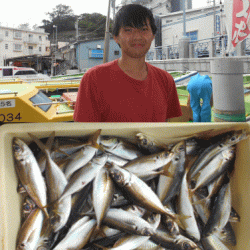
[87,129,102,149]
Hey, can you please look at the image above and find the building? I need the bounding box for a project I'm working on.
[0,25,50,70]
[75,38,121,72]
[119,0,192,15]
[161,5,223,46]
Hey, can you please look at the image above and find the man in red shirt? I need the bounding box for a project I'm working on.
[74,4,182,122]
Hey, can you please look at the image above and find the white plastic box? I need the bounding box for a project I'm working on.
[0,122,250,249]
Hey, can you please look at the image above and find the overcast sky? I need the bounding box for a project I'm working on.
[0,0,217,28]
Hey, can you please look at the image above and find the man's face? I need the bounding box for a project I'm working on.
[114,19,155,59]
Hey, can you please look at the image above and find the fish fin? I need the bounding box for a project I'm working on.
[93,243,109,250]
[175,214,191,230]
[28,131,55,154]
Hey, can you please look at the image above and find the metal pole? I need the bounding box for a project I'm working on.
[182,0,186,37]
[103,0,112,63]
[213,0,216,38]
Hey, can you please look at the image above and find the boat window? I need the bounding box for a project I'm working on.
[14,70,38,76]
[29,91,52,112]
[3,68,13,76]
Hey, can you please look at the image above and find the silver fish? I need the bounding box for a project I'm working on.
[53,217,97,250]
[13,138,48,218]
[64,129,102,179]
[191,146,235,194]
[93,167,115,228]
[108,164,176,219]
[108,214,161,250]
[100,136,144,160]
[59,154,108,201]
[203,178,232,237]
[157,140,186,204]
[201,234,229,250]
[189,130,247,179]
[123,149,174,176]
[16,208,44,250]
[28,132,71,233]
[151,227,201,250]
[177,170,201,242]
[102,208,156,236]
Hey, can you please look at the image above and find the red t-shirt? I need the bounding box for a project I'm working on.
[73,60,182,122]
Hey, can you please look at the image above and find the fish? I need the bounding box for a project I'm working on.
[28,132,71,233]
[104,214,161,250]
[13,128,245,250]
[102,208,156,236]
[177,170,201,242]
[63,129,102,179]
[16,208,44,250]
[202,177,232,237]
[123,149,174,176]
[108,163,177,219]
[191,146,235,194]
[157,140,186,205]
[93,167,115,228]
[59,153,108,201]
[100,136,144,160]
[150,226,201,250]
[53,217,97,250]
[13,137,48,218]
[201,234,230,250]
[188,130,248,180]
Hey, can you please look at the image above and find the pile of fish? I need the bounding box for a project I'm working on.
[12,128,248,250]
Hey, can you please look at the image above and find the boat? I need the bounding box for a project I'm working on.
[0,84,74,123]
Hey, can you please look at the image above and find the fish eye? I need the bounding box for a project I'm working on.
[164,152,169,157]
[23,203,32,212]
[166,220,174,229]
[174,156,180,161]
[231,136,236,141]
[13,145,21,151]
[113,173,122,181]
[182,242,192,250]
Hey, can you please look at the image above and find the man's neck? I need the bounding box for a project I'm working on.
[118,57,148,81]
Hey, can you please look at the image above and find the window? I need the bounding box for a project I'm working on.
[14,31,22,39]
[3,68,13,76]
[5,31,8,37]
[89,49,103,59]
[186,31,198,41]
[39,36,42,41]
[14,44,22,51]
[39,47,42,52]
[5,44,8,49]
[114,50,120,55]
[29,91,52,112]
[14,70,37,76]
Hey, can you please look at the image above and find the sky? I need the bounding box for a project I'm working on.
[0,0,213,28]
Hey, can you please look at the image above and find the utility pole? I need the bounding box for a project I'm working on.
[103,0,112,63]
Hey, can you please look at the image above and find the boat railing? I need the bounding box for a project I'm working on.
[56,110,74,114]
[0,91,18,96]
[33,100,75,107]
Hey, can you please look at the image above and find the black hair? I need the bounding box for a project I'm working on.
[112,4,157,36]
